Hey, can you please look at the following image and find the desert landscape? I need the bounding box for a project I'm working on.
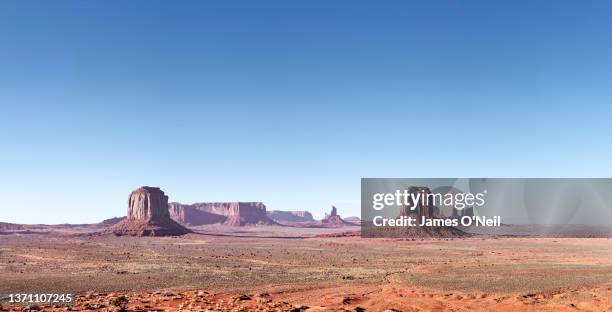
[4,0,612,310]
[2,232,612,311]
[1,187,612,311]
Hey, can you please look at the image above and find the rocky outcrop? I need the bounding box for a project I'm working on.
[169,202,276,226]
[127,187,171,220]
[267,210,314,223]
[108,187,190,236]
[321,206,353,226]
[399,186,439,219]
[371,185,466,238]
[169,203,226,226]
[223,202,276,226]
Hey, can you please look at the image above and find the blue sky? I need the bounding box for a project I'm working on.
[1,1,612,224]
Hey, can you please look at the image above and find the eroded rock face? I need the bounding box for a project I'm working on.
[370,185,466,238]
[109,187,190,236]
[321,206,352,226]
[169,203,227,226]
[330,206,338,217]
[128,187,170,220]
[169,202,276,226]
[267,210,314,223]
[224,202,276,226]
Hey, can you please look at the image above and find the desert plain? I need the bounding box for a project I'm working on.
[1,226,612,311]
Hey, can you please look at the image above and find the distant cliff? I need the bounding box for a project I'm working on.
[0,222,24,231]
[169,202,276,226]
[267,210,314,222]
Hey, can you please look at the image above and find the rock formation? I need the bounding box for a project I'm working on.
[267,210,314,223]
[454,207,474,218]
[0,222,24,232]
[169,202,276,226]
[224,202,277,226]
[169,203,227,226]
[399,186,439,219]
[321,206,354,226]
[343,216,361,225]
[109,187,190,236]
[126,187,171,220]
[371,185,466,238]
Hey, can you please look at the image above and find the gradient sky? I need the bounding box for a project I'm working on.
[1,1,612,224]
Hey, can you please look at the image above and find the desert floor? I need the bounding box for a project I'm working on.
[1,227,612,311]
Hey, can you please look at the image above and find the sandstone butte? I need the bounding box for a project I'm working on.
[108,186,190,236]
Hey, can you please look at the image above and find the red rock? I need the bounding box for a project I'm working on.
[321,206,353,226]
[267,210,314,222]
[223,202,277,226]
[108,187,190,236]
[170,202,276,226]
[168,203,226,226]
[127,187,170,220]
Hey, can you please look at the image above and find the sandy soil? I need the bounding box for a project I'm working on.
[1,228,612,311]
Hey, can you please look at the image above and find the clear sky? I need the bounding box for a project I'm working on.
[1,1,612,224]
